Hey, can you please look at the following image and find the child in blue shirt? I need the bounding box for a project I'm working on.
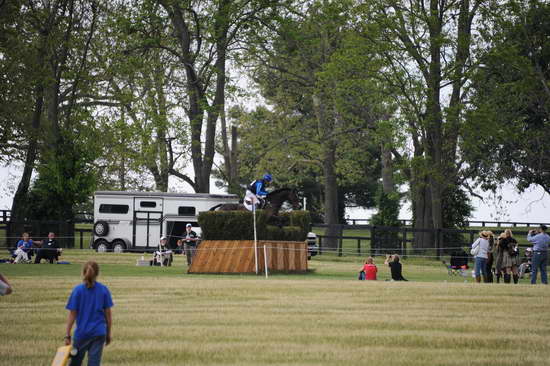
[65,261,114,366]
[13,232,34,263]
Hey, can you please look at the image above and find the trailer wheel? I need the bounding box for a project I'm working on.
[94,239,110,253]
[93,221,109,237]
[112,240,126,253]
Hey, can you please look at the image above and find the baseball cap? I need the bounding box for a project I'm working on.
[160,236,167,241]
[186,223,192,227]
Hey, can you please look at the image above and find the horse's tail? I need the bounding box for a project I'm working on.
[209,204,223,211]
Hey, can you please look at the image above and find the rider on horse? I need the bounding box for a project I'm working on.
[245,173,272,210]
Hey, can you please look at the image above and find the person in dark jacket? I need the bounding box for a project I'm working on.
[34,232,61,264]
[179,224,199,266]
[385,254,408,281]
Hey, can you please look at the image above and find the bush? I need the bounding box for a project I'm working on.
[281,210,311,234]
[198,210,310,241]
[265,225,306,241]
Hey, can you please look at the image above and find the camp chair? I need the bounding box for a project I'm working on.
[442,250,469,277]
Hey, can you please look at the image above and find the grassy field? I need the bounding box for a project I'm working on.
[1,250,549,366]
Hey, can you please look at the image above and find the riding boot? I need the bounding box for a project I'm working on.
[475,276,481,283]
[504,274,511,284]
[482,275,489,283]
[496,273,501,283]
[513,275,519,284]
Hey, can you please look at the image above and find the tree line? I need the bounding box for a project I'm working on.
[1,0,548,248]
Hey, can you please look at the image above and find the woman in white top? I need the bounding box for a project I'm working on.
[471,231,491,283]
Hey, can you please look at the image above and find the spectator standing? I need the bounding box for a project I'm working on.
[0,273,12,296]
[385,254,407,281]
[495,230,518,284]
[65,261,113,366]
[34,232,61,264]
[471,231,490,283]
[182,223,199,266]
[527,225,550,285]
[14,232,34,263]
[486,231,495,283]
[360,257,377,280]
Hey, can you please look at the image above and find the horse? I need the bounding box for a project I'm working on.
[210,188,301,218]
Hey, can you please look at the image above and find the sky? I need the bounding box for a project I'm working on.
[1,164,548,223]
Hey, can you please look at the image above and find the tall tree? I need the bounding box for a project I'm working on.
[464,0,550,195]
[157,0,277,192]
[363,0,483,240]
[243,0,388,246]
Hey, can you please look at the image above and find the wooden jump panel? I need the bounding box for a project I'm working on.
[189,240,308,274]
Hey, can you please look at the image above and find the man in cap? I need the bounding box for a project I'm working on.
[181,223,199,266]
[527,224,550,284]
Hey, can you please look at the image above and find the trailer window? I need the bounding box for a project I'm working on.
[140,201,157,208]
[99,204,129,214]
[178,206,196,216]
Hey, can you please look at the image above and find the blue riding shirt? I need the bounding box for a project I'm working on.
[248,179,269,196]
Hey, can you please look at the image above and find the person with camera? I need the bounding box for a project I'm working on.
[527,225,550,285]
[384,254,407,281]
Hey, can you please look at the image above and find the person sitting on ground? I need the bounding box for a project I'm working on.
[34,232,61,264]
[519,247,533,279]
[0,273,12,296]
[13,232,34,263]
[153,236,173,266]
[359,257,377,280]
[385,254,408,281]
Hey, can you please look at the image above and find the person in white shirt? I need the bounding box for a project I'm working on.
[471,231,491,283]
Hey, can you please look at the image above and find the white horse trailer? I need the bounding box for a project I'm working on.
[92,191,238,252]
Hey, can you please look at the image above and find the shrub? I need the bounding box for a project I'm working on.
[198,210,310,241]
[265,225,305,241]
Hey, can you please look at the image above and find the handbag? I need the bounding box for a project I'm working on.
[470,245,480,256]
[358,271,365,280]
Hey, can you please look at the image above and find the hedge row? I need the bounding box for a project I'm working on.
[198,210,311,241]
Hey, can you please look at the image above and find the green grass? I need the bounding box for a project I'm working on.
[2,250,550,365]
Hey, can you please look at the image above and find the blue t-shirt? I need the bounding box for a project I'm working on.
[66,282,114,341]
[16,239,33,252]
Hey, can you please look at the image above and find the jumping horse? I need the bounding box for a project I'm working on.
[209,188,301,218]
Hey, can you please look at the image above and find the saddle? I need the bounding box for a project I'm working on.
[244,195,266,210]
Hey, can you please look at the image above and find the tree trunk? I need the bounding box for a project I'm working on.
[381,143,394,194]
[11,84,44,221]
[221,111,240,194]
[322,143,340,250]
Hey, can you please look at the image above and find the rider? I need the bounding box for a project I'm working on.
[245,173,272,209]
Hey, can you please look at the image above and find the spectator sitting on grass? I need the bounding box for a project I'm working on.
[385,254,408,281]
[13,232,34,263]
[34,232,61,264]
[359,257,377,280]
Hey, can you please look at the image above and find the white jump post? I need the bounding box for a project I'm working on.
[253,203,258,275]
